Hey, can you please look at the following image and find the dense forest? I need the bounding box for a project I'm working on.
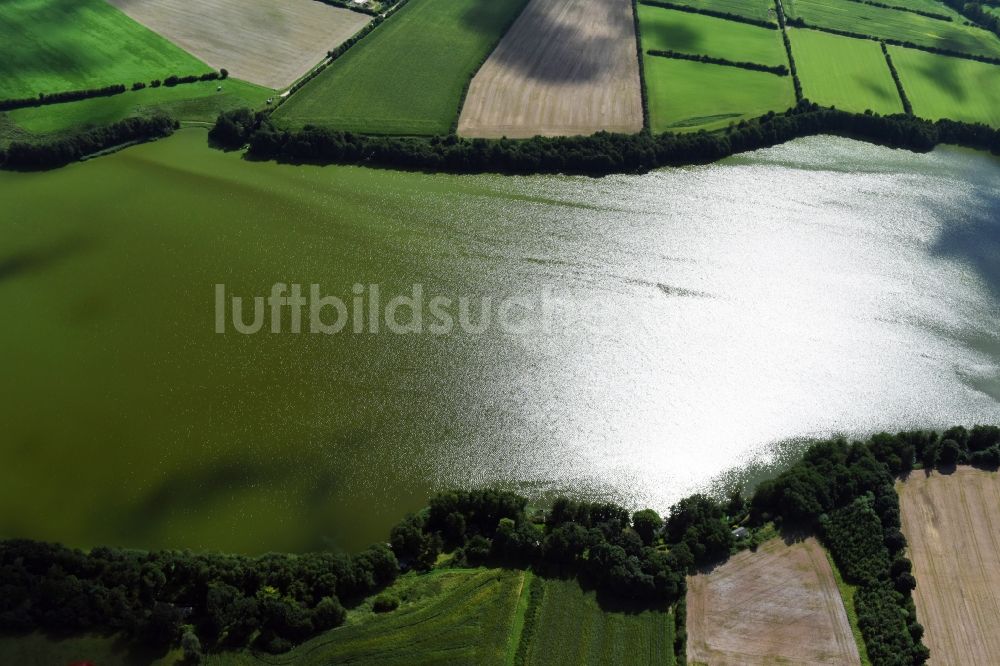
[5,426,998,662]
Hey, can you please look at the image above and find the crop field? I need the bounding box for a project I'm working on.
[889,46,1000,126]
[637,5,787,65]
[456,0,642,138]
[656,0,777,23]
[790,29,904,114]
[519,577,674,665]
[106,0,370,90]
[786,0,1000,57]
[0,0,207,99]
[898,468,1000,664]
[644,57,796,132]
[205,568,527,665]
[686,537,861,665]
[3,79,272,138]
[274,0,530,135]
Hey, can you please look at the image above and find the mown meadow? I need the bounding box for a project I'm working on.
[790,29,904,114]
[272,0,530,135]
[0,0,207,98]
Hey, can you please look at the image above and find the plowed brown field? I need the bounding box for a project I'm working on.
[686,537,861,666]
[456,0,643,138]
[898,468,1000,665]
[107,0,370,89]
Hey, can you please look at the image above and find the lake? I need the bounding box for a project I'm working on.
[2,129,999,553]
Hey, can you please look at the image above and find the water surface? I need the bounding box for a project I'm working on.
[1,130,999,553]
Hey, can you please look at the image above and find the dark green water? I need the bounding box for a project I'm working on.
[2,129,999,553]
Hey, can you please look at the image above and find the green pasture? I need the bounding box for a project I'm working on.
[649,0,777,23]
[790,29,904,114]
[889,46,1000,126]
[0,0,208,99]
[520,578,675,666]
[273,0,529,135]
[785,0,1000,57]
[644,57,796,132]
[205,568,527,665]
[2,79,272,139]
[638,4,787,65]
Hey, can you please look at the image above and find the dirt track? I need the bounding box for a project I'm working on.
[898,468,1000,665]
[456,0,643,138]
[107,0,370,89]
[686,537,861,666]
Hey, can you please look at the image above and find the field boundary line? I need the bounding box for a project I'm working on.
[646,49,790,75]
[775,0,804,101]
[632,0,651,132]
[840,0,952,21]
[639,0,778,28]
[880,42,913,114]
[790,20,1000,65]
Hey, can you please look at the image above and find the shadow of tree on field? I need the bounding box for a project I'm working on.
[483,0,626,83]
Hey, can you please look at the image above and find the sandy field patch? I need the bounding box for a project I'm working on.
[456,0,643,138]
[107,0,371,89]
[898,468,1000,665]
[686,537,861,666]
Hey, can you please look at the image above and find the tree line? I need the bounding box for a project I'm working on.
[203,102,1000,176]
[842,0,952,21]
[646,48,790,75]
[0,71,228,113]
[0,115,179,170]
[639,0,779,29]
[5,426,996,661]
[881,42,914,114]
[786,19,1000,65]
[938,0,1000,41]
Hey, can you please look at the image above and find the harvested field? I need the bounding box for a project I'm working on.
[107,0,371,89]
[898,468,1000,665]
[456,0,643,138]
[687,537,861,666]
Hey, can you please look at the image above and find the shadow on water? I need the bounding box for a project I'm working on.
[930,189,1000,299]
[0,234,94,283]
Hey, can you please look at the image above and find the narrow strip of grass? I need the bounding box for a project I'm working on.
[824,548,873,666]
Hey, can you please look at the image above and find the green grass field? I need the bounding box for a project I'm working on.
[520,578,675,665]
[785,0,1000,57]
[889,46,1000,126]
[790,29,904,114]
[644,57,796,132]
[637,4,787,65]
[273,0,529,135]
[204,568,527,665]
[0,0,209,99]
[2,79,272,139]
[652,0,777,23]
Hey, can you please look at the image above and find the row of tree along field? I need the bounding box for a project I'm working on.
[4,425,998,662]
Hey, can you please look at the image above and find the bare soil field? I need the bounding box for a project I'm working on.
[107,0,371,89]
[898,468,1000,665]
[687,537,861,666]
[456,0,643,138]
